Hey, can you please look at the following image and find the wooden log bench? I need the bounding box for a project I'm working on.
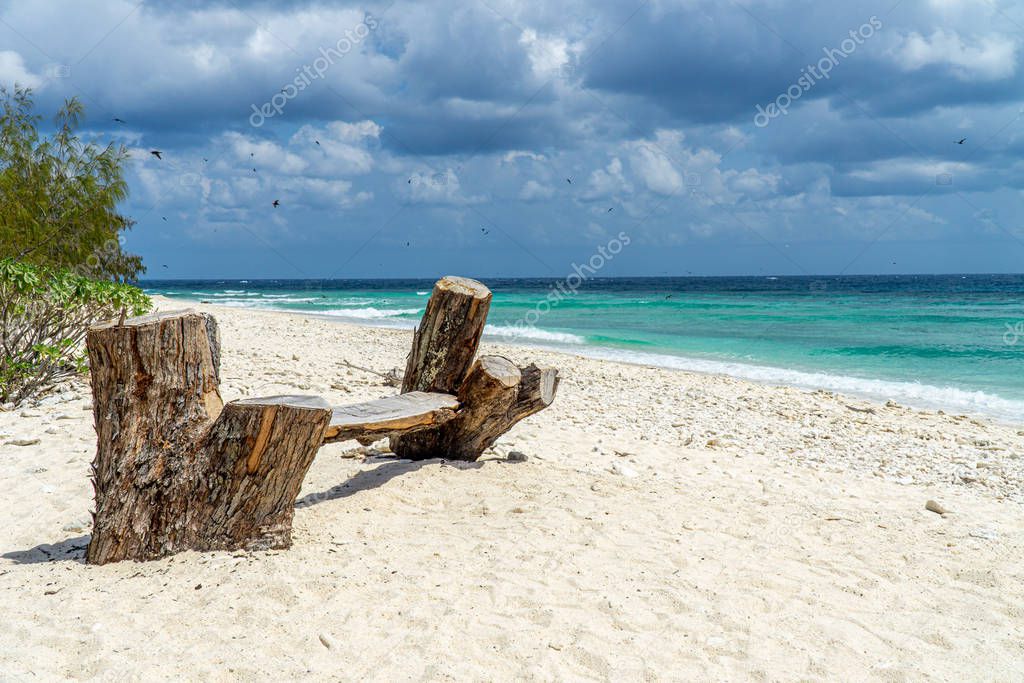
[83,276,558,564]
[323,392,459,445]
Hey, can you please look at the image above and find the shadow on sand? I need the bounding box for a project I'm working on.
[4,458,497,563]
[2,534,90,565]
[295,456,486,508]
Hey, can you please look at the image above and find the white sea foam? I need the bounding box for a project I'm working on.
[572,347,1024,423]
[485,324,586,345]
[256,296,321,303]
[197,298,265,306]
[321,307,423,320]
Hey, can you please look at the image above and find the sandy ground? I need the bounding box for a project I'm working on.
[1,298,1022,682]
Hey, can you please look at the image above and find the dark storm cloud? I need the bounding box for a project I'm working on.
[1,0,1021,274]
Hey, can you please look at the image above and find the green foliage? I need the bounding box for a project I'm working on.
[0,259,151,404]
[0,86,143,281]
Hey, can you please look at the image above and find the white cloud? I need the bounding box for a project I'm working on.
[849,158,975,182]
[519,179,554,201]
[629,142,683,196]
[726,168,779,197]
[400,168,484,205]
[0,51,42,89]
[519,28,570,78]
[223,132,308,175]
[889,30,1018,81]
[290,121,380,175]
[583,157,633,199]
[503,150,547,164]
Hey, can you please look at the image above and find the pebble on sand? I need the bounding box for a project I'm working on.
[507,451,528,462]
[925,499,949,515]
[610,462,639,478]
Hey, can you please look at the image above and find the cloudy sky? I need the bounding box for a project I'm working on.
[2,0,1023,278]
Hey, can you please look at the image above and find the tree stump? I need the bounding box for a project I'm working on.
[391,277,560,461]
[85,311,330,564]
[400,275,492,394]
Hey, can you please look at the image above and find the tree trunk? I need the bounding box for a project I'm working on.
[400,276,491,394]
[391,276,491,458]
[85,311,329,565]
[392,356,560,461]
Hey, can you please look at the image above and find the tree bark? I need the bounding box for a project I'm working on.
[400,276,491,394]
[392,356,560,461]
[391,276,491,458]
[508,363,560,424]
[85,311,330,565]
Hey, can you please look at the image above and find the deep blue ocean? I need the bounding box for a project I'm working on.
[142,275,1024,423]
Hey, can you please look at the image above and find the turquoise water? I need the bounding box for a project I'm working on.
[143,276,1024,422]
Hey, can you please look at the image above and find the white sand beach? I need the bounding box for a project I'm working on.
[1,298,1022,682]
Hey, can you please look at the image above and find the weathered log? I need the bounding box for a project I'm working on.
[85,311,330,564]
[391,276,491,458]
[392,356,560,461]
[509,363,560,424]
[389,275,561,460]
[323,391,459,445]
[400,275,491,394]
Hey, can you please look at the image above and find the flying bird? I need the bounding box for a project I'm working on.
[252,167,257,173]
[162,264,168,268]
[150,150,162,159]
[481,227,490,235]
[956,138,966,144]
[566,177,572,184]
[161,216,167,221]
[113,117,126,124]
[272,199,280,208]
[607,207,614,212]
[202,158,208,163]
[315,140,321,146]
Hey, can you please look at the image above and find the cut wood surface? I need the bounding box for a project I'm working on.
[322,391,459,444]
[85,311,330,564]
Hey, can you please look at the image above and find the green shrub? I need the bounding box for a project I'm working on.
[1,87,143,281]
[0,259,151,405]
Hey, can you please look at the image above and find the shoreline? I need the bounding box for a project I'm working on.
[148,295,1024,503]
[152,295,1024,426]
